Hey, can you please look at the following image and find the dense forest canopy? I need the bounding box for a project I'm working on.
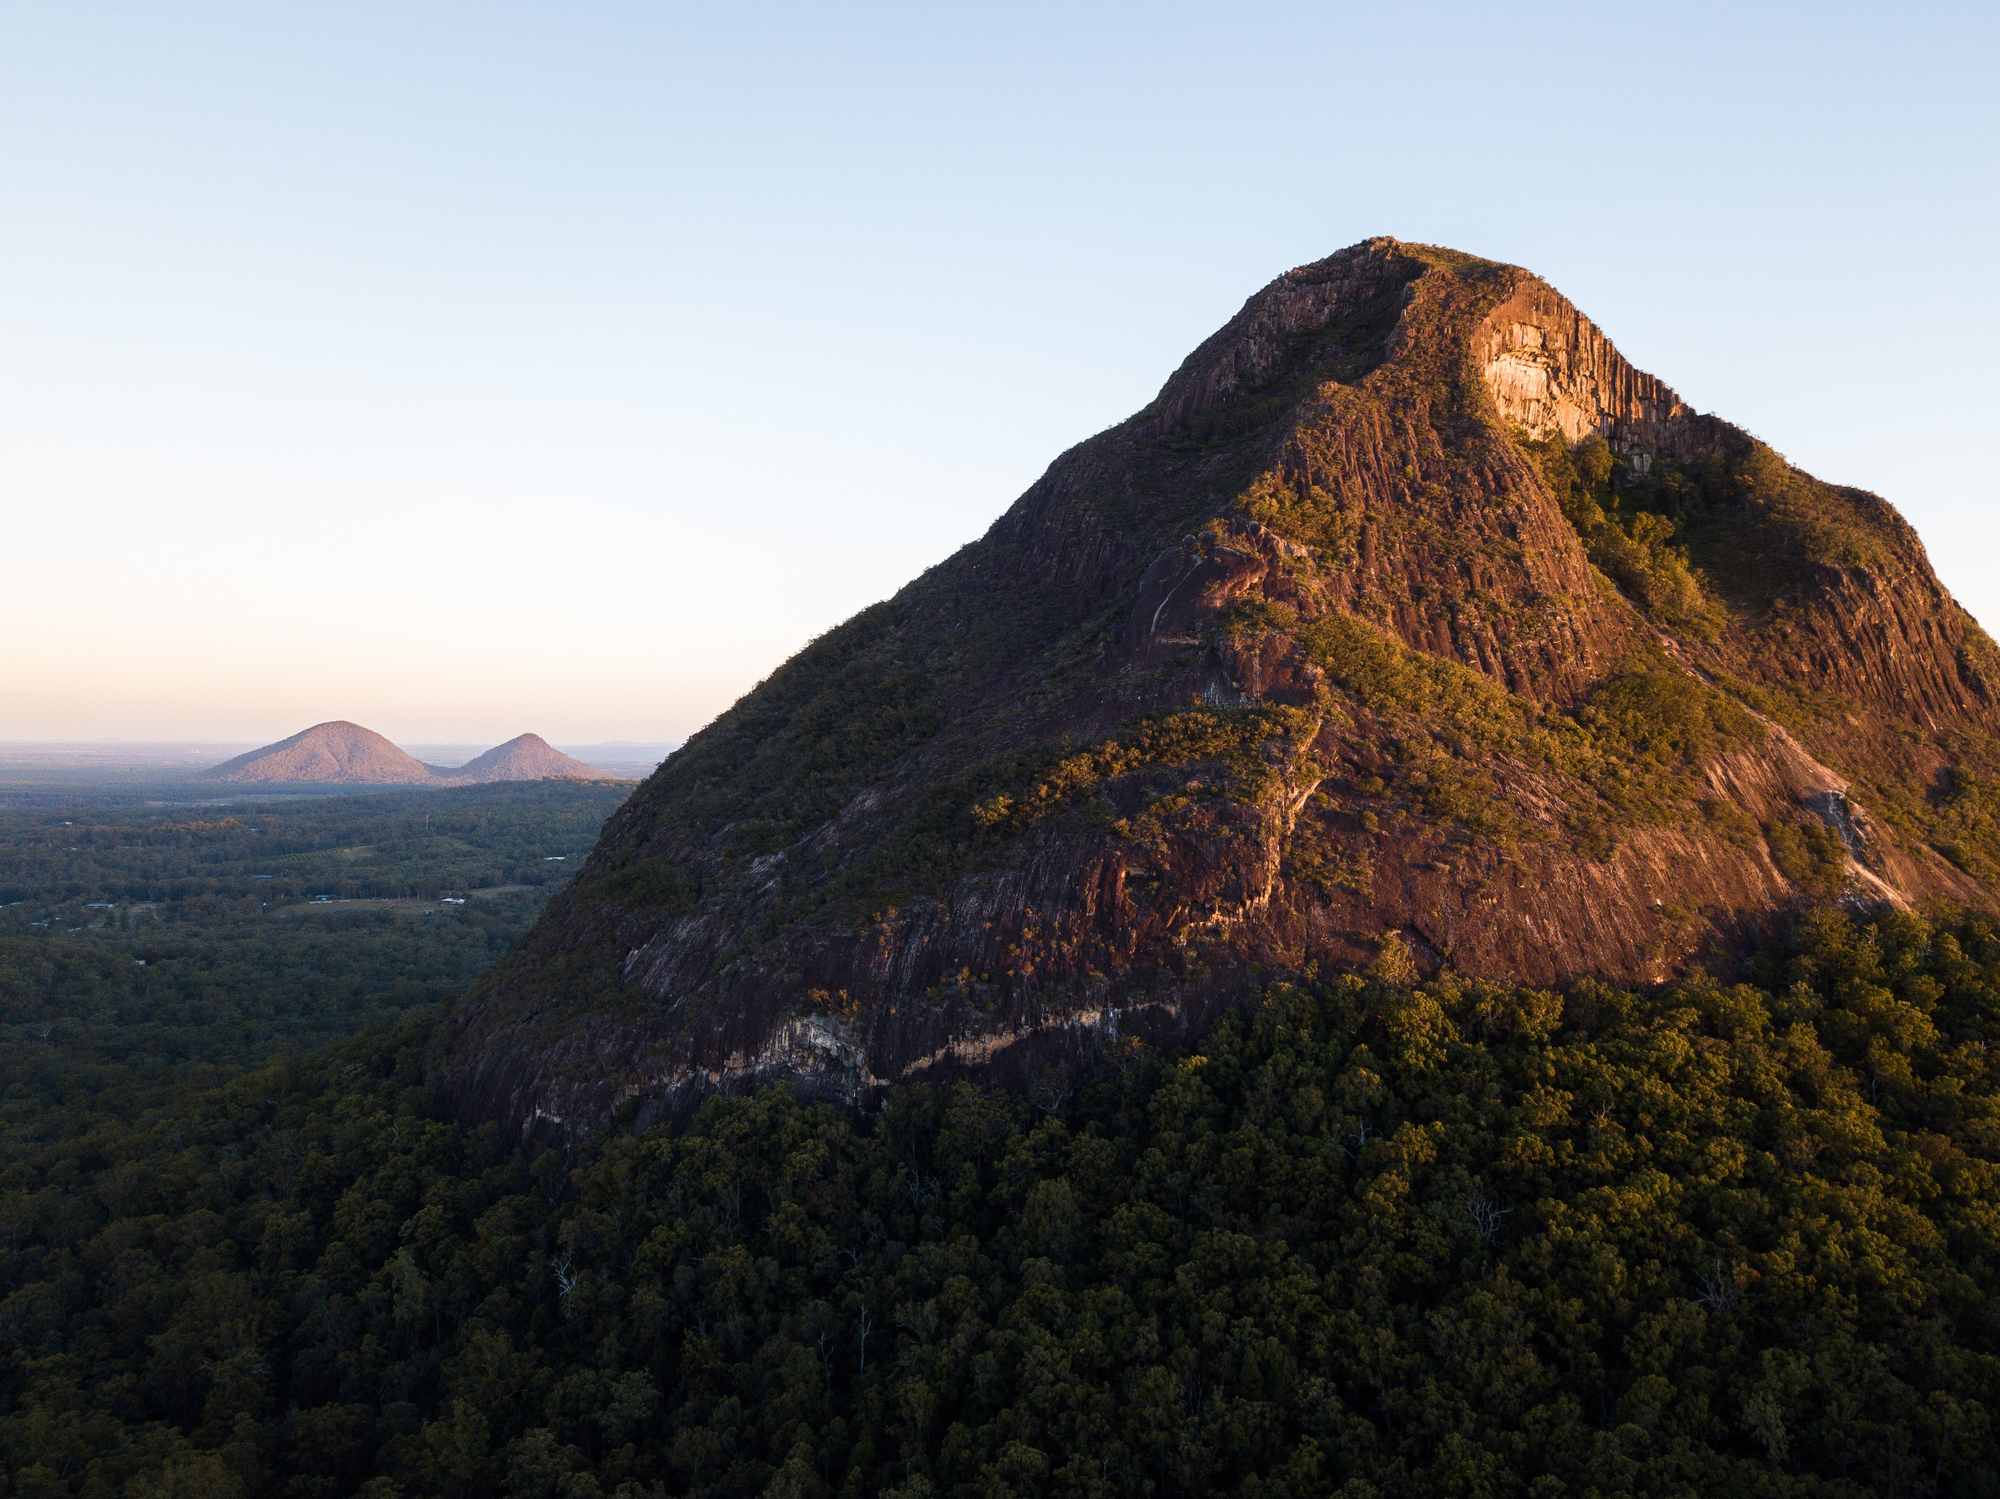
[5,898,1999,1496]
[0,782,628,1146]
[0,781,625,910]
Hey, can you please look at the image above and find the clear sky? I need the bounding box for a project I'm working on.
[4,1,1996,744]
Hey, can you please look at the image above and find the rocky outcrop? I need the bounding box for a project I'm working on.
[1144,238,1419,435]
[1477,281,1696,452]
[442,238,2000,1143]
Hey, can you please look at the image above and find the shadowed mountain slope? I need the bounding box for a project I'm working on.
[443,237,2000,1140]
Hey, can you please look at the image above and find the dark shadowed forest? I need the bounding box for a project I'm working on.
[5,887,1998,1496]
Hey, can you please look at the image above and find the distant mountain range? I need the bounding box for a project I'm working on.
[202,722,623,785]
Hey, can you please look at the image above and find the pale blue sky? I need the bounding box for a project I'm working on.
[4,1,1996,741]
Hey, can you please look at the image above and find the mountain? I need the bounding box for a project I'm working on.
[448,733,613,784]
[443,237,2000,1140]
[203,720,436,784]
[205,724,619,785]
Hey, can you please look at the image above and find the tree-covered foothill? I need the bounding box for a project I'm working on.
[6,909,2000,1497]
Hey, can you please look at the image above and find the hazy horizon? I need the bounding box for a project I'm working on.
[6,2,1996,742]
[0,730,677,754]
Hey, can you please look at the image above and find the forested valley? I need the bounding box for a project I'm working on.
[0,782,627,1137]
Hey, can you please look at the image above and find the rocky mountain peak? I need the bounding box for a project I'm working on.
[442,240,2000,1143]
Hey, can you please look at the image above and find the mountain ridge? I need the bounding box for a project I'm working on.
[442,236,2000,1141]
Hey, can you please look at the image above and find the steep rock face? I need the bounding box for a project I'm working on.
[442,238,2000,1141]
[1477,281,1699,451]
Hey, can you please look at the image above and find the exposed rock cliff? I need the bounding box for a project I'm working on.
[442,237,2000,1141]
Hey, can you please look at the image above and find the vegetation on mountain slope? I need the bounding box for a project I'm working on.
[1524,429,2000,887]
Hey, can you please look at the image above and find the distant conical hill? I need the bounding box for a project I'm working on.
[204,720,437,784]
[205,723,619,785]
[444,236,2000,1141]
[449,733,611,784]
